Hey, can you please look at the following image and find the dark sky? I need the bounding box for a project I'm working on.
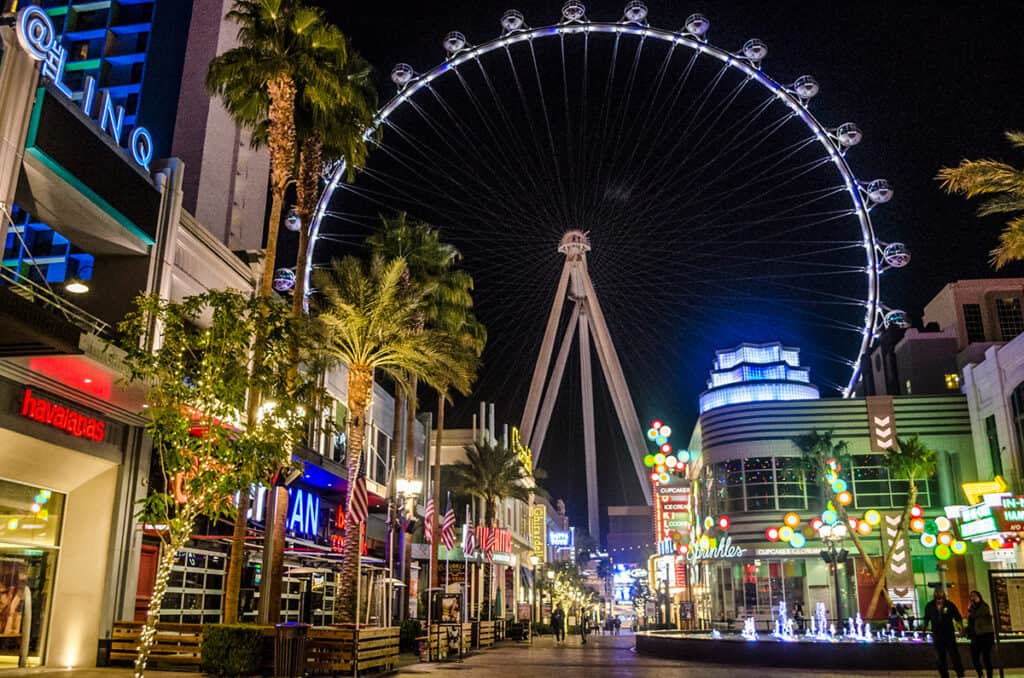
[311,1,1024,536]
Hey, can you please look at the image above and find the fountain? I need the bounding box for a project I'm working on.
[741,617,758,641]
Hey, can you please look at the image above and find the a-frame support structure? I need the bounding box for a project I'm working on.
[520,231,653,539]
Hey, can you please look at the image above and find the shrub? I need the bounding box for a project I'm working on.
[201,624,266,677]
[399,619,422,653]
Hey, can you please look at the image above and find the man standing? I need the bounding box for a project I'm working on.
[923,587,965,678]
[551,603,565,643]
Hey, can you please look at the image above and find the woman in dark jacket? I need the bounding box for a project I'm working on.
[967,590,995,678]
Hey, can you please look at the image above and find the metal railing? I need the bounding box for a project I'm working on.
[0,265,110,337]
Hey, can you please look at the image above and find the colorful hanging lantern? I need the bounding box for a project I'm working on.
[783,512,801,528]
[766,527,780,541]
[864,509,881,526]
[857,521,872,536]
[910,504,924,519]
[920,533,938,548]
[951,540,968,555]
[811,517,823,531]
[831,479,848,493]
[910,517,925,533]
[790,532,807,548]
[924,520,939,536]
[704,516,714,530]
[677,450,690,463]
[660,426,672,437]
[821,510,838,525]
[647,428,659,441]
[937,531,953,546]
[644,454,655,467]
[718,516,731,531]
[654,453,666,465]
[935,544,952,561]
[935,516,952,532]
[837,491,853,506]
[779,526,794,542]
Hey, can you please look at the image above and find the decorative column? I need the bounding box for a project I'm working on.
[0,26,40,247]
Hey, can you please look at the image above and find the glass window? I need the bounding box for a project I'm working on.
[851,454,936,508]
[0,482,64,548]
[986,415,1004,478]
[964,303,985,343]
[996,298,1024,341]
[708,457,809,512]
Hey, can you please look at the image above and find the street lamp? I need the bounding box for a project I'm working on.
[546,568,555,624]
[818,522,849,623]
[394,478,423,622]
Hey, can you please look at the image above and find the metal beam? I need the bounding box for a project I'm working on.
[521,261,571,451]
[579,310,600,539]
[531,302,580,465]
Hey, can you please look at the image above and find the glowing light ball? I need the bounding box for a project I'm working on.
[704,517,714,530]
[935,516,952,532]
[864,509,881,526]
[654,453,666,465]
[678,544,688,554]
[848,518,859,530]
[666,456,678,468]
[837,491,853,506]
[951,540,968,555]
[659,473,670,484]
[784,512,801,528]
[651,420,664,430]
[660,426,672,437]
[811,517,823,531]
[708,538,718,548]
[655,465,666,474]
[272,268,296,292]
[920,533,938,548]
[826,457,837,468]
[677,450,690,463]
[6,519,17,530]
[699,535,710,549]
[790,532,807,548]
[935,544,952,561]
[822,510,838,525]
[766,527,780,541]
[924,520,939,535]
[779,526,794,542]
[825,473,838,484]
[910,504,924,519]
[858,521,872,536]
[655,436,668,446]
[661,443,672,454]
[647,428,658,440]
[910,518,925,533]
[644,454,655,467]
[989,538,1005,550]
[718,516,731,531]
[831,479,848,493]
[938,532,953,546]
[650,472,659,482]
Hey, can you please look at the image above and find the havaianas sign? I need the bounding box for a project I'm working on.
[16,6,154,169]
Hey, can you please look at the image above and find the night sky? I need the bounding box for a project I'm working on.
[310,0,1024,537]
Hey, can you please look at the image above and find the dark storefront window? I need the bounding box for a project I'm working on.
[985,415,1004,478]
[851,455,937,509]
[707,457,810,513]
[160,549,225,624]
[996,298,1024,341]
[964,304,985,343]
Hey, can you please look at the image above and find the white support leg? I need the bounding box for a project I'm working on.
[578,311,601,540]
[521,262,572,450]
[531,303,580,465]
[580,272,654,505]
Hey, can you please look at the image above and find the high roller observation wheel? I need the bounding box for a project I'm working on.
[306,1,911,397]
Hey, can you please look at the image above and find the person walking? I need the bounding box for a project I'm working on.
[923,587,966,678]
[966,590,995,678]
[614,616,622,635]
[551,604,565,643]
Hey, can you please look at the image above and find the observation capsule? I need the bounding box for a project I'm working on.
[836,122,862,147]
[562,1,586,22]
[390,63,415,88]
[443,31,467,55]
[882,242,911,268]
[793,75,819,100]
[623,1,648,24]
[866,179,894,204]
[285,207,302,232]
[742,39,767,64]
[501,9,525,33]
[883,309,910,329]
[684,13,709,37]
[273,268,296,293]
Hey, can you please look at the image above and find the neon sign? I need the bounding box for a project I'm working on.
[548,530,573,547]
[16,6,153,169]
[20,388,106,441]
[688,535,746,562]
[243,485,320,539]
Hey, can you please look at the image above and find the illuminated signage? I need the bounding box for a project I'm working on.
[244,485,321,539]
[530,505,547,564]
[962,476,1008,505]
[511,427,532,474]
[548,530,573,547]
[957,503,1000,541]
[16,6,153,169]
[688,535,746,562]
[20,388,106,441]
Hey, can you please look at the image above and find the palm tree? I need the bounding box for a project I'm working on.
[938,130,1024,268]
[864,435,938,617]
[208,0,345,623]
[312,254,474,622]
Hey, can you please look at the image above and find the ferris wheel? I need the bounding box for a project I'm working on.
[306,2,909,405]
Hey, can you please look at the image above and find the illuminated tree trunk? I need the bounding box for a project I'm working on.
[399,376,417,621]
[222,491,249,624]
[865,482,917,619]
[135,500,198,678]
[337,364,374,623]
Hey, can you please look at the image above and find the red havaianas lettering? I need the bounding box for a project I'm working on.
[20,389,106,442]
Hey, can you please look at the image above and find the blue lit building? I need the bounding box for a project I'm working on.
[698,341,820,413]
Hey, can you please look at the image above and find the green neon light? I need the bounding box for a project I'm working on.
[24,89,154,246]
[65,59,102,72]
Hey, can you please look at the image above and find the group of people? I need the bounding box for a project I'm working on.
[922,587,995,678]
[548,604,623,645]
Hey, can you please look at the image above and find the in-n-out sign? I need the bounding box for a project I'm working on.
[16,6,153,169]
[240,485,321,539]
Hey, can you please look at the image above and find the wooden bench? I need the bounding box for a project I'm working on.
[478,620,495,647]
[110,621,203,667]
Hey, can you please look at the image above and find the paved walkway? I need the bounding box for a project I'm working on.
[397,632,1021,677]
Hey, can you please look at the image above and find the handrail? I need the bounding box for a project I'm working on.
[0,266,110,337]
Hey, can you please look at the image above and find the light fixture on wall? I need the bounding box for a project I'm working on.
[64,262,93,294]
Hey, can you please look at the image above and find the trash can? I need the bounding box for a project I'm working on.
[274,622,310,678]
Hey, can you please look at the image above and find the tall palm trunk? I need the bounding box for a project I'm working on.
[399,376,417,620]
[430,390,446,596]
[291,134,323,319]
[338,364,374,623]
[865,482,917,618]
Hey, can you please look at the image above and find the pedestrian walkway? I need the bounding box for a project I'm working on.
[397,631,1024,677]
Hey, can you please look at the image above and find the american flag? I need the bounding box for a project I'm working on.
[424,495,436,545]
[348,461,369,526]
[463,515,476,557]
[484,526,495,562]
[441,495,457,551]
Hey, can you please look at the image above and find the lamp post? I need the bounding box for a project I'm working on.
[818,523,849,623]
[395,478,422,622]
[546,568,555,626]
[530,555,540,624]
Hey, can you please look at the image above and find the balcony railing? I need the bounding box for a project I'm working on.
[0,266,110,337]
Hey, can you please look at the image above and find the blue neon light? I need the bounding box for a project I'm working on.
[700,341,820,413]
